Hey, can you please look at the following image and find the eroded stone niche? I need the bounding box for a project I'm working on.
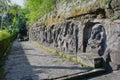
[83,21,97,53]
[83,21,107,56]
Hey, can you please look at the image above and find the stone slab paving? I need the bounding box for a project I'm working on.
[89,70,120,80]
[4,41,90,80]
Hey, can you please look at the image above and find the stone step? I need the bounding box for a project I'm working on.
[77,53,103,68]
[48,68,105,80]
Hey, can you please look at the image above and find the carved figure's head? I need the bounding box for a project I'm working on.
[92,24,103,34]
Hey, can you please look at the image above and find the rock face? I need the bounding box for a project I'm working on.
[30,19,120,71]
[29,0,120,71]
[111,0,120,18]
[30,21,80,54]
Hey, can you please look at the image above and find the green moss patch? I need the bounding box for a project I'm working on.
[31,41,92,68]
[0,30,10,41]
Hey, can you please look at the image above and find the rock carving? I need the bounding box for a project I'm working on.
[88,24,106,56]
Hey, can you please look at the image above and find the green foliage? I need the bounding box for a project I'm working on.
[0,30,10,41]
[2,4,27,36]
[25,0,55,25]
[111,15,117,21]
[0,0,10,14]
[104,0,109,4]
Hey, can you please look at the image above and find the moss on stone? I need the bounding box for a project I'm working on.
[36,0,107,26]
[31,41,93,68]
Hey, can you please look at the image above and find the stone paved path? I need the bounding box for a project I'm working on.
[4,41,90,80]
[89,70,120,80]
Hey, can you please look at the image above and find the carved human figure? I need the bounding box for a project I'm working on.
[53,26,61,47]
[40,25,46,43]
[47,28,52,44]
[88,24,106,56]
[67,23,77,53]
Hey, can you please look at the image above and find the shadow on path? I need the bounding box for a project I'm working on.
[4,40,91,80]
[32,65,90,70]
[4,40,39,80]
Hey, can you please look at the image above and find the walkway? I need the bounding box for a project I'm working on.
[4,41,90,80]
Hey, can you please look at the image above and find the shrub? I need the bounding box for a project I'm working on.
[25,0,55,25]
[0,30,10,41]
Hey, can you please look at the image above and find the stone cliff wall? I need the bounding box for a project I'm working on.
[30,19,120,54]
[38,0,120,26]
[30,21,82,54]
[29,0,120,71]
[30,19,120,70]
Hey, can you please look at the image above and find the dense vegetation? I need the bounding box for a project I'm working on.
[25,0,55,25]
[0,1,27,41]
[24,0,110,26]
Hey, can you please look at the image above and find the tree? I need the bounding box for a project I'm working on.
[0,0,11,29]
[25,0,55,25]
[1,4,28,35]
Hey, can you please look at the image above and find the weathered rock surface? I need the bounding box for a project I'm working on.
[111,0,120,18]
[29,0,120,71]
[30,19,120,71]
[37,0,120,26]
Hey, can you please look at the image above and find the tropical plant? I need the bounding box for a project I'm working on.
[0,0,11,29]
[25,0,55,25]
[2,4,28,34]
[0,30,10,40]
